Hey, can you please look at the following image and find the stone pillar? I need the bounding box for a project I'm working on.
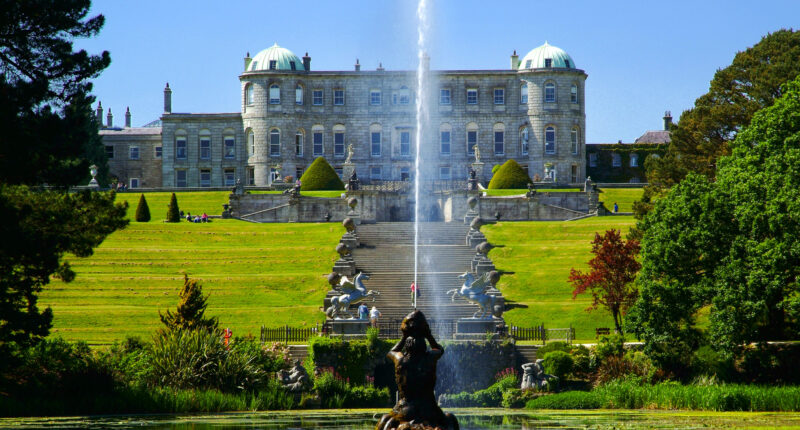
[163,82,172,114]
[471,162,485,187]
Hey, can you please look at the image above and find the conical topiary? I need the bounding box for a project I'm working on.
[135,194,151,222]
[166,192,180,222]
[488,159,532,189]
[299,157,345,191]
[159,274,219,332]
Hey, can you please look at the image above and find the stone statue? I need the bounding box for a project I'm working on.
[521,359,558,391]
[446,271,502,318]
[376,310,459,430]
[325,272,380,319]
[345,144,354,164]
[473,145,481,163]
[277,359,311,393]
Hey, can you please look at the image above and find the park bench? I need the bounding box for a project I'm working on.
[595,327,611,338]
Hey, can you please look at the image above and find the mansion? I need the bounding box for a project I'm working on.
[100,42,588,189]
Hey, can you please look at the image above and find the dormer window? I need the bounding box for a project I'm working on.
[289,61,296,71]
[544,58,552,68]
[564,59,571,68]
[269,60,277,70]
[525,59,532,68]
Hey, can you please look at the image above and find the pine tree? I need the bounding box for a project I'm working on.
[159,275,219,332]
[166,192,180,222]
[135,194,151,222]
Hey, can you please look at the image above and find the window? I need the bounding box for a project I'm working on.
[289,61,296,71]
[313,127,323,156]
[371,131,381,156]
[439,89,451,105]
[295,166,304,179]
[247,130,255,156]
[493,88,504,105]
[295,84,303,105]
[612,153,622,167]
[396,86,410,105]
[630,154,639,167]
[565,59,571,69]
[247,167,255,185]
[545,82,556,103]
[155,146,162,158]
[246,84,254,105]
[589,153,598,167]
[333,125,345,157]
[312,89,323,105]
[269,84,280,104]
[200,169,211,187]
[199,136,211,160]
[176,137,187,160]
[224,168,235,186]
[525,59,532,68]
[571,165,578,183]
[571,128,579,155]
[224,136,235,159]
[466,123,478,155]
[129,178,139,189]
[295,131,303,156]
[400,131,411,156]
[520,83,528,104]
[176,170,187,187]
[466,88,478,105]
[545,126,556,154]
[520,127,529,155]
[440,128,451,155]
[571,84,578,103]
[269,129,280,156]
[105,145,114,159]
[370,90,381,105]
[370,166,381,180]
[400,166,410,181]
[544,58,552,68]
[269,60,276,70]
[333,89,344,105]
[494,127,504,156]
[439,166,451,180]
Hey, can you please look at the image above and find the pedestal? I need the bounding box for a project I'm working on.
[466,230,486,248]
[475,260,496,276]
[341,232,359,250]
[333,257,356,276]
[328,319,369,336]
[456,318,500,339]
[347,210,361,226]
[343,163,355,182]
[471,162,485,186]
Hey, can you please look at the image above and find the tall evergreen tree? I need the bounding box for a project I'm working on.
[160,275,219,332]
[166,193,180,222]
[135,194,151,222]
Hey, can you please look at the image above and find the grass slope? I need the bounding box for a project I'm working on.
[114,191,230,219]
[483,216,636,340]
[39,220,339,344]
[597,188,644,213]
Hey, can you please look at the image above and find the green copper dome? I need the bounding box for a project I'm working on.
[248,43,305,72]
[519,42,575,70]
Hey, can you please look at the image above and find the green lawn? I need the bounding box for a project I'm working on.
[39,220,339,344]
[115,191,230,218]
[597,188,644,213]
[483,216,637,340]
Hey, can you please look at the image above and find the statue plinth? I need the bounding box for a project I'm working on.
[333,257,356,276]
[328,319,369,336]
[471,162,485,186]
[456,318,501,339]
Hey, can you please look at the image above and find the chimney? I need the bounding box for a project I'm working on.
[376,62,385,72]
[96,102,103,127]
[421,52,430,71]
[164,82,172,114]
[244,52,252,71]
[106,108,113,128]
[511,50,519,70]
[354,58,360,71]
[125,106,131,128]
[302,52,311,71]
[663,110,672,131]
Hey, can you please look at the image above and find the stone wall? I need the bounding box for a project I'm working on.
[437,190,598,222]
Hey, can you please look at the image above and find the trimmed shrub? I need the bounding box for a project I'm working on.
[438,373,518,407]
[299,157,345,191]
[542,351,574,379]
[135,194,151,222]
[537,341,571,357]
[487,159,532,189]
[166,192,180,222]
[526,390,604,409]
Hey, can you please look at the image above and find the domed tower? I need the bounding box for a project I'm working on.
[517,42,587,184]
[240,43,306,186]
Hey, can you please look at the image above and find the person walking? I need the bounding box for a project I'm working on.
[370,306,381,328]
[613,202,618,213]
[358,303,368,320]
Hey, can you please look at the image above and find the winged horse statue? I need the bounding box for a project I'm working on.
[446,271,502,319]
[325,272,380,319]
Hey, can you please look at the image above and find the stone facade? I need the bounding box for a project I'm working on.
[100,126,162,188]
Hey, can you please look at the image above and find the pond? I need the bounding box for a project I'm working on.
[4,409,800,429]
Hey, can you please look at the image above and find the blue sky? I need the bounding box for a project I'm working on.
[78,0,799,142]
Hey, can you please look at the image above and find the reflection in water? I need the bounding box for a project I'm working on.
[5,409,800,429]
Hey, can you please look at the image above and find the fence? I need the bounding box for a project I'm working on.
[260,325,319,343]
[508,325,575,345]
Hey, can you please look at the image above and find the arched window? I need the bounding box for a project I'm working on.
[269,84,280,104]
[312,125,324,156]
[245,84,254,105]
[520,126,529,155]
[269,129,280,156]
[570,84,578,104]
[466,122,478,156]
[493,123,505,156]
[370,123,382,157]
[333,124,345,157]
[295,84,303,105]
[199,129,211,160]
[295,130,304,156]
[544,82,556,103]
[439,123,452,155]
[520,82,528,104]
[246,129,254,156]
[571,127,579,155]
[545,126,556,154]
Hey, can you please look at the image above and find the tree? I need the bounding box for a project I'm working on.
[487,159,532,189]
[135,194,151,222]
[159,275,219,333]
[299,157,345,191]
[166,193,180,222]
[569,229,640,335]
[628,75,800,369]
[0,0,111,187]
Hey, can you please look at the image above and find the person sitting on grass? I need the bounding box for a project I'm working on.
[201,213,208,223]
[186,212,192,222]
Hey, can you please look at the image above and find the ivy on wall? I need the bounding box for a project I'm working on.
[586,143,667,183]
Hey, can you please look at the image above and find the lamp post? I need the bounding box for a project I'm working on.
[88,164,99,189]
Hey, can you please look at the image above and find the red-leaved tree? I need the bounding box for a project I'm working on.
[569,229,640,334]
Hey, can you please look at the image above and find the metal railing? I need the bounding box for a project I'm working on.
[260,325,319,343]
